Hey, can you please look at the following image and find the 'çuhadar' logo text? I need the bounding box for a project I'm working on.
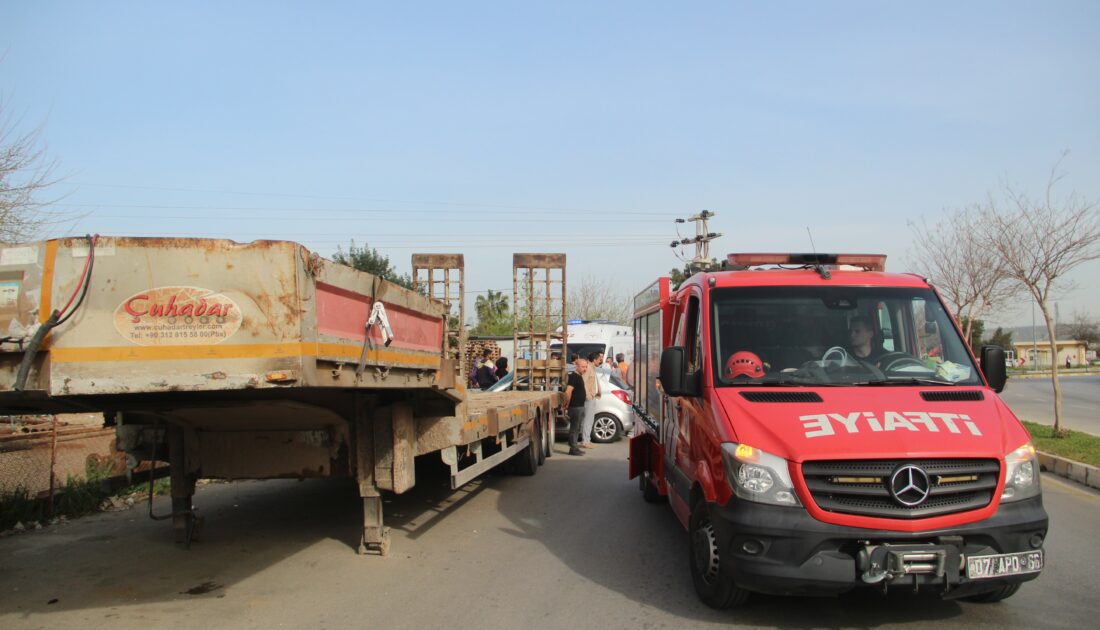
[114,286,242,346]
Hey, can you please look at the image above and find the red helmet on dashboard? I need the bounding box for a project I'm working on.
[725,351,764,379]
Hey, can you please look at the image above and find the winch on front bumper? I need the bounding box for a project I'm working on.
[708,495,1048,598]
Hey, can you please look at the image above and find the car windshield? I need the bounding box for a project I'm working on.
[711,286,981,387]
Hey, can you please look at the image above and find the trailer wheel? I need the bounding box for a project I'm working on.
[536,418,547,466]
[512,431,539,476]
[689,500,749,609]
[639,472,665,503]
[961,583,1021,603]
[545,414,555,459]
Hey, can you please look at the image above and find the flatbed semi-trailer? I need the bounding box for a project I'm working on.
[0,236,564,554]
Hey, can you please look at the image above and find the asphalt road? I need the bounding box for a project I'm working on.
[2,441,1098,630]
[999,374,1100,434]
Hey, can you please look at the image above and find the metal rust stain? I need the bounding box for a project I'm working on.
[513,253,566,268]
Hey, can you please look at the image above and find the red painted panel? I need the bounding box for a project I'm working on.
[315,283,442,353]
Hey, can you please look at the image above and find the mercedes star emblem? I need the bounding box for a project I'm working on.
[889,465,931,507]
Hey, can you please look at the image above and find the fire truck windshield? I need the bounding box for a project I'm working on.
[710,286,982,387]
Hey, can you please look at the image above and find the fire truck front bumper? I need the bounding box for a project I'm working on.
[709,496,1048,598]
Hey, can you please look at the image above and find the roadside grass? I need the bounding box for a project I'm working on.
[1,460,171,531]
[1023,421,1100,468]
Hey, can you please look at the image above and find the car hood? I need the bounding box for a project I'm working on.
[713,387,1029,462]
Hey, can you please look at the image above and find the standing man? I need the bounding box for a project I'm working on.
[580,351,603,448]
[476,349,498,389]
[615,353,629,380]
[561,359,588,456]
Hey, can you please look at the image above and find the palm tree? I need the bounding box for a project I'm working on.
[475,290,509,323]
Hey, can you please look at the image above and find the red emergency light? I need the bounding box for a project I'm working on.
[726,253,886,272]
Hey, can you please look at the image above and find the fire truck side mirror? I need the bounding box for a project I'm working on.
[980,345,1007,393]
[660,347,697,397]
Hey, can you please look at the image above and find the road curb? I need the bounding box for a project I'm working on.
[1009,371,1098,379]
[1036,451,1100,490]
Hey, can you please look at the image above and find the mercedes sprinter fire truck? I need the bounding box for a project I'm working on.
[629,253,1047,608]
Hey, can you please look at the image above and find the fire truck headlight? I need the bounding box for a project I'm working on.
[1002,442,1041,502]
[721,443,801,507]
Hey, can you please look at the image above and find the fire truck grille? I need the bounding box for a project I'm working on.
[800,458,1000,519]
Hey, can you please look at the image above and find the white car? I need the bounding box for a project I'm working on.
[484,366,635,442]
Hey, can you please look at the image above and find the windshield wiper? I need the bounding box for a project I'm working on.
[858,377,956,386]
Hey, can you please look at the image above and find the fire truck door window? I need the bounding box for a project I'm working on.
[912,298,944,359]
[685,296,702,374]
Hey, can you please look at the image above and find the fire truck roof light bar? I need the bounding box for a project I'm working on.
[727,253,886,272]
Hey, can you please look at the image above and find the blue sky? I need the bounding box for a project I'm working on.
[3,1,1099,328]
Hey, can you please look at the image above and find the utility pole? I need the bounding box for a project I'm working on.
[670,210,723,274]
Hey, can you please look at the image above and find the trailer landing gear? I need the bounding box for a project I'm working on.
[357,492,391,557]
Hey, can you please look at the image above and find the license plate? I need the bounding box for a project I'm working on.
[966,550,1043,580]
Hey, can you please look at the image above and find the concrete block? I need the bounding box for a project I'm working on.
[1087,467,1100,491]
[1067,461,1088,485]
[1037,452,1055,472]
[1054,458,1070,477]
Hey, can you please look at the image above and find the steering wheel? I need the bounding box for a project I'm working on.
[877,352,926,372]
[821,346,851,364]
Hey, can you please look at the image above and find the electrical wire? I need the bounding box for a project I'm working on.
[13,234,98,391]
[56,234,98,324]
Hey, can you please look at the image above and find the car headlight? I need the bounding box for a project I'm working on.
[720,443,801,506]
[1001,442,1040,502]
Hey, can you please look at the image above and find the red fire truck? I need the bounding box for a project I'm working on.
[629,253,1047,608]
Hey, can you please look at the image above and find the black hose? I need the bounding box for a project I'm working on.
[13,309,60,392]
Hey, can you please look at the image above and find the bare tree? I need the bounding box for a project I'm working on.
[568,275,631,324]
[908,208,1020,346]
[978,156,1100,435]
[1063,310,1099,351]
[0,97,62,243]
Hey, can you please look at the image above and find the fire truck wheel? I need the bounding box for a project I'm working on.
[639,472,665,504]
[961,583,1020,603]
[689,500,749,609]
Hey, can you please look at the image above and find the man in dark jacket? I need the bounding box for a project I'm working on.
[476,349,499,389]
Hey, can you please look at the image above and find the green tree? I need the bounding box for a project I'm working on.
[958,317,985,350]
[331,241,412,289]
[985,327,1014,350]
[471,289,512,335]
[669,266,688,289]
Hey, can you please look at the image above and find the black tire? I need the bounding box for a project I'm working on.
[961,583,1021,603]
[591,414,622,443]
[512,428,539,476]
[545,417,554,458]
[639,472,665,503]
[689,500,749,609]
[536,418,547,466]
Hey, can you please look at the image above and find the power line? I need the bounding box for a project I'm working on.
[66,183,679,216]
[58,209,674,223]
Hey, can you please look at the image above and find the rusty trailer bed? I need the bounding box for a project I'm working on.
[0,237,564,555]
